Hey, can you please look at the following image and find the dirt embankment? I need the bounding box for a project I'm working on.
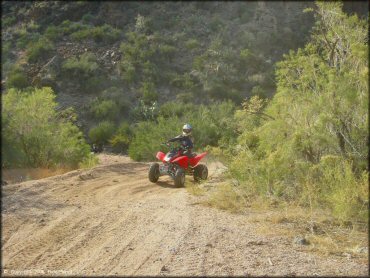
[1,154,368,276]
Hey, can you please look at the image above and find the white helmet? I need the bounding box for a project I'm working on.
[182,123,192,136]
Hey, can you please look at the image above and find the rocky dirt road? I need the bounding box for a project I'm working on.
[2,155,368,276]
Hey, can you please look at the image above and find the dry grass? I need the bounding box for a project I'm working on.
[249,203,368,259]
[185,181,206,196]
[204,182,247,213]
[194,168,368,260]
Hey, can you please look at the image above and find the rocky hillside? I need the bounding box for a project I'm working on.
[1,1,367,134]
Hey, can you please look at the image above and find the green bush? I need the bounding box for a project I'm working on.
[129,101,236,161]
[62,52,98,77]
[109,122,132,153]
[128,116,182,161]
[44,25,61,41]
[90,99,120,121]
[78,153,99,169]
[83,76,107,94]
[15,29,41,49]
[6,66,29,90]
[59,20,88,35]
[226,2,369,225]
[140,81,158,105]
[3,16,16,27]
[88,121,115,149]
[185,38,200,50]
[70,24,121,43]
[2,87,91,168]
[27,38,54,63]
[82,13,94,24]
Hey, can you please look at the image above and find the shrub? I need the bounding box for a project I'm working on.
[82,13,94,24]
[90,99,120,121]
[88,121,115,149]
[6,66,29,89]
[70,24,121,43]
[185,38,200,50]
[226,2,368,226]
[140,81,158,105]
[129,101,236,161]
[109,122,132,153]
[128,116,181,161]
[44,25,61,41]
[3,16,16,27]
[2,87,91,168]
[15,28,41,49]
[62,52,98,77]
[27,38,54,63]
[78,153,99,169]
[59,20,88,35]
[83,76,107,94]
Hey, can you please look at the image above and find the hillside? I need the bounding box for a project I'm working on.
[2,1,316,131]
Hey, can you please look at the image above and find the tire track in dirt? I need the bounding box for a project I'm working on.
[2,155,368,276]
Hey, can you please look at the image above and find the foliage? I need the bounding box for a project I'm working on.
[44,25,62,41]
[58,20,89,35]
[6,66,29,90]
[70,24,121,43]
[2,87,91,168]
[109,122,132,153]
[119,31,177,85]
[88,121,116,148]
[89,99,120,121]
[14,26,41,49]
[140,81,158,105]
[185,39,199,51]
[225,2,368,225]
[129,101,236,161]
[27,37,54,63]
[78,153,99,169]
[62,52,98,78]
[2,15,16,27]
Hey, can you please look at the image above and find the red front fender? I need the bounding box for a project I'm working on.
[156,151,166,162]
[172,156,189,169]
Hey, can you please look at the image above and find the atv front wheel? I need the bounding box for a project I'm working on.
[193,164,208,182]
[149,163,160,183]
[174,168,185,187]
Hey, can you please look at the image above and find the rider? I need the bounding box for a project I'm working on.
[166,123,194,157]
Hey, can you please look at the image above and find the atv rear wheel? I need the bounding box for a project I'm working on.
[174,168,185,187]
[149,163,160,183]
[193,164,208,182]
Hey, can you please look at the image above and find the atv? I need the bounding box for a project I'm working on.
[148,142,208,187]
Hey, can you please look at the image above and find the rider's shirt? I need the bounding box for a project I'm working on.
[168,135,193,150]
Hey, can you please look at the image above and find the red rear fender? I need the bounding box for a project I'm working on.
[189,152,207,167]
[156,151,166,162]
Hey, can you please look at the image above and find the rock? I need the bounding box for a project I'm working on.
[161,265,169,272]
[293,236,309,245]
[355,247,368,254]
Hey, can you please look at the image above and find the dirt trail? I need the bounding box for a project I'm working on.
[2,155,368,276]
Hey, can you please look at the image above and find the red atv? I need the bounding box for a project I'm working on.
[148,142,208,187]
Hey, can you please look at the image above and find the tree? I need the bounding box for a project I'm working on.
[2,87,91,168]
[228,2,368,224]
